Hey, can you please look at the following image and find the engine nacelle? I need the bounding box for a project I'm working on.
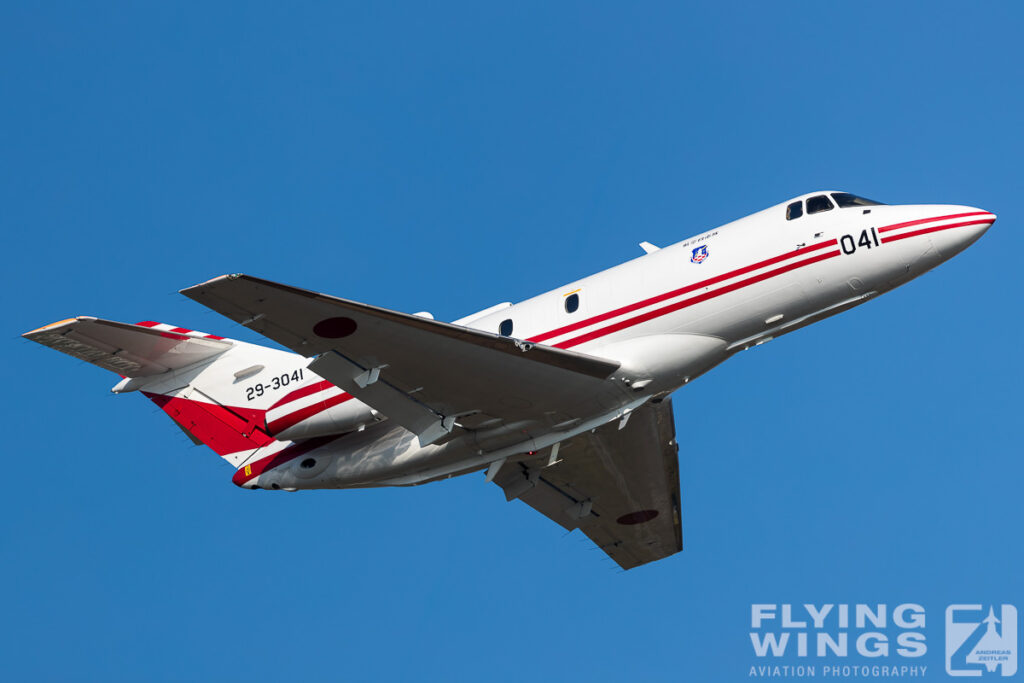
[592,333,730,394]
[266,385,382,440]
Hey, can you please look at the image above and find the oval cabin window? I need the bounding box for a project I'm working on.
[564,293,580,313]
[499,319,513,336]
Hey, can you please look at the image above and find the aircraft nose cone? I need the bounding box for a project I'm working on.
[982,209,996,227]
[928,206,995,260]
[962,206,996,241]
[971,206,996,230]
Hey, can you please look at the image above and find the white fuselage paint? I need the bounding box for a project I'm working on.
[220,191,994,491]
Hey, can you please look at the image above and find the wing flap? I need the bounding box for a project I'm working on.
[23,317,232,377]
[308,350,450,445]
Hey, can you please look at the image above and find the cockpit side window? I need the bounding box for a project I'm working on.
[806,194,834,214]
[831,192,884,208]
[786,201,803,220]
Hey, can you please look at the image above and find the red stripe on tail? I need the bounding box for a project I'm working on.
[144,392,273,456]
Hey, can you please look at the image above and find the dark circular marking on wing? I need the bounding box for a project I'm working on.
[616,509,659,525]
[313,317,357,338]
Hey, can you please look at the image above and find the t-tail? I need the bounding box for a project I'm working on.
[22,317,306,468]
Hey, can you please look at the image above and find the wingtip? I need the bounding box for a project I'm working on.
[22,316,91,338]
[179,274,245,296]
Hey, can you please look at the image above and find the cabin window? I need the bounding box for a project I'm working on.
[564,293,580,313]
[806,194,834,214]
[499,319,513,336]
[831,192,884,208]
[786,201,803,220]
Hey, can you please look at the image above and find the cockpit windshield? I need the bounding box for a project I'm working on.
[831,193,884,208]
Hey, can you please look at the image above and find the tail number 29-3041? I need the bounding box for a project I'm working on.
[839,228,881,255]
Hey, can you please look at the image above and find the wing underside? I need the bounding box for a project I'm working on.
[493,398,682,570]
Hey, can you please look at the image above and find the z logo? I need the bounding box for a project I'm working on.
[947,604,1018,677]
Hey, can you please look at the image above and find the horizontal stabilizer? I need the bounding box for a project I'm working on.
[23,317,232,377]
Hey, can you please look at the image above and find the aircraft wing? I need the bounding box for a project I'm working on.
[492,398,682,570]
[181,274,624,446]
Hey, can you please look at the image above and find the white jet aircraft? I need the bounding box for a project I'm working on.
[24,192,994,569]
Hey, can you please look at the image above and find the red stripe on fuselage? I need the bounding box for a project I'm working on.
[555,248,841,349]
[880,218,994,244]
[266,392,355,435]
[876,211,991,234]
[528,239,839,344]
[268,380,337,410]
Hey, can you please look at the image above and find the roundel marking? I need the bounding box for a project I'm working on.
[616,509,659,525]
[313,317,358,339]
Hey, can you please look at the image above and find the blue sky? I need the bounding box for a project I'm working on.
[3,3,1022,681]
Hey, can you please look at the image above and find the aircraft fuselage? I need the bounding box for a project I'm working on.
[237,191,993,491]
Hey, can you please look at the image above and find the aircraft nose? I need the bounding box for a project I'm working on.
[968,206,996,232]
[926,206,996,259]
[958,206,996,243]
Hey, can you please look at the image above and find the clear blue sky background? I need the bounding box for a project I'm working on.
[3,3,1021,681]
